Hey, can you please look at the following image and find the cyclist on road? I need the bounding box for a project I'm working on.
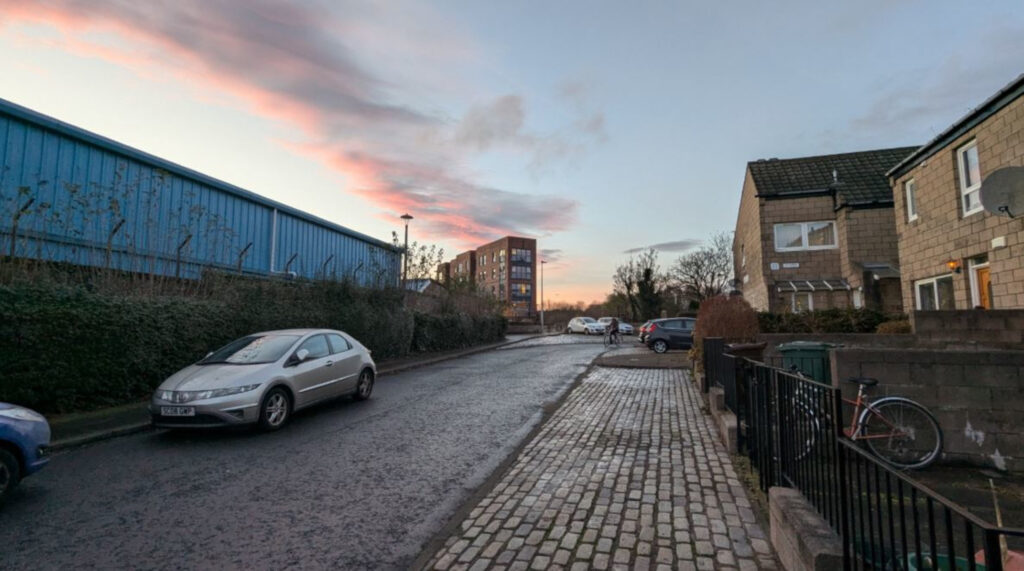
[607,317,620,345]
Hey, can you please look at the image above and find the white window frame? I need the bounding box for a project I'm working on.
[957,140,983,217]
[914,274,955,310]
[904,178,918,222]
[852,289,863,309]
[774,221,838,252]
[790,292,813,312]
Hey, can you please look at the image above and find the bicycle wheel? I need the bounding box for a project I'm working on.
[787,404,820,462]
[860,397,943,469]
[603,333,610,347]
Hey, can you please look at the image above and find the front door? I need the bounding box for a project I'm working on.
[976,266,992,309]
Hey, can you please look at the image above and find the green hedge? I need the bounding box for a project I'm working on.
[757,308,905,334]
[0,281,506,413]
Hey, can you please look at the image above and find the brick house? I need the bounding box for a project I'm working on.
[888,74,1024,311]
[440,236,538,317]
[733,147,917,313]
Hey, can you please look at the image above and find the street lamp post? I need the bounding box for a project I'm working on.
[400,213,413,288]
[540,259,546,333]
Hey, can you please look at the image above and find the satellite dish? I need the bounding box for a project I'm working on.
[980,166,1024,218]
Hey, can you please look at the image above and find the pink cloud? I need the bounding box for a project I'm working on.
[0,0,585,249]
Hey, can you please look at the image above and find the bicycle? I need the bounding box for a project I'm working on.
[842,377,943,470]
[603,330,621,347]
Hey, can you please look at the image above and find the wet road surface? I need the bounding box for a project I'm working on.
[0,338,604,570]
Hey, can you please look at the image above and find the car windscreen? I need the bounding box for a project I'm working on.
[582,317,596,323]
[200,335,301,365]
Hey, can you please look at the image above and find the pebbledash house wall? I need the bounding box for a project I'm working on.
[734,169,901,312]
[890,88,1024,311]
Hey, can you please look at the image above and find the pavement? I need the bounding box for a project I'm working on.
[593,342,693,369]
[1,338,602,570]
[46,333,553,450]
[417,366,777,571]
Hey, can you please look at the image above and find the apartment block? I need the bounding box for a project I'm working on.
[888,74,1024,311]
[440,236,537,317]
[733,147,916,313]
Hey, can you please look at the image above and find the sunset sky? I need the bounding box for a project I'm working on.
[1,1,1022,304]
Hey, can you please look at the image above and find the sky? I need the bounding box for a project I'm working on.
[1,1,1022,305]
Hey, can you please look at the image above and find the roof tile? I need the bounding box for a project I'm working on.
[748,147,918,206]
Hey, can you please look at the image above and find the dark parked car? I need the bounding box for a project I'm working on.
[637,320,653,343]
[645,318,697,353]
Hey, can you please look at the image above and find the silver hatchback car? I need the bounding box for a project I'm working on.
[151,329,376,430]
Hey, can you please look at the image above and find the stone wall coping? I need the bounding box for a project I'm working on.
[769,486,843,571]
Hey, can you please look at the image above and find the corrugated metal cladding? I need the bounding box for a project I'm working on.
[0,98,400,286]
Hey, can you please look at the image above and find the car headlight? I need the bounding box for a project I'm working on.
[157,385,261,403]
[0,408,46,422]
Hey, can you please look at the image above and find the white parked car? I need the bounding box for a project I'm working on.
[598,317,635,335]
[566,317,606,335]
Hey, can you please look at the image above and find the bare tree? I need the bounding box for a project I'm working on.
[391,231,445,281]
[668,232,734,303]
[613,248,664,321]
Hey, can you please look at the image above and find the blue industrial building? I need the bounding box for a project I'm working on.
[0,97,400,285]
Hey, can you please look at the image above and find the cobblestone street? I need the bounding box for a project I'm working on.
[421,367,776,571]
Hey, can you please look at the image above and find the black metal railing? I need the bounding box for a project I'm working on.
[703,337,726,394]
[700,340,1024,571]
[839,439,1024,571]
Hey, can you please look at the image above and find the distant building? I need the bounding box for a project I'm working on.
[887,74,1024,310]
[440,236,537,317]
[0,97,400,285]
[733,147,916,313]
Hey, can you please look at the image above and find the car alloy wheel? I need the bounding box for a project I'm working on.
[653,340,669,354]
[259,388,291,430]
[0,448,20,502]
[354,370,374,401]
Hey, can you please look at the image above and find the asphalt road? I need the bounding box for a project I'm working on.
[0,337,605,570]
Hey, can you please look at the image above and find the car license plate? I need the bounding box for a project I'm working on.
[160,406,195,417]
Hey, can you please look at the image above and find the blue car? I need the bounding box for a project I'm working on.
[0,402,51,503]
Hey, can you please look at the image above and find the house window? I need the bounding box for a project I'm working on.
[915,275,955,310]
[774,221,837,252]
[905,179,918,221]
[791,292,813,312]
[852,289,863,309]
[957,141,982,216]
[741,244,745,267]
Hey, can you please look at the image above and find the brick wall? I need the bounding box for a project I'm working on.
[891,95,1024,311]
[757,333,919,359]
[734,170,769,310]
[837,206,904,311]
[761,195,847,312]
[911,309,1024,349]
[831,347,1024,472]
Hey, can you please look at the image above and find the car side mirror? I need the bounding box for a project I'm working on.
[286,349,310,367]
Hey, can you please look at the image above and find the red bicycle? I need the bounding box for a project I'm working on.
[841,377,943,470]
